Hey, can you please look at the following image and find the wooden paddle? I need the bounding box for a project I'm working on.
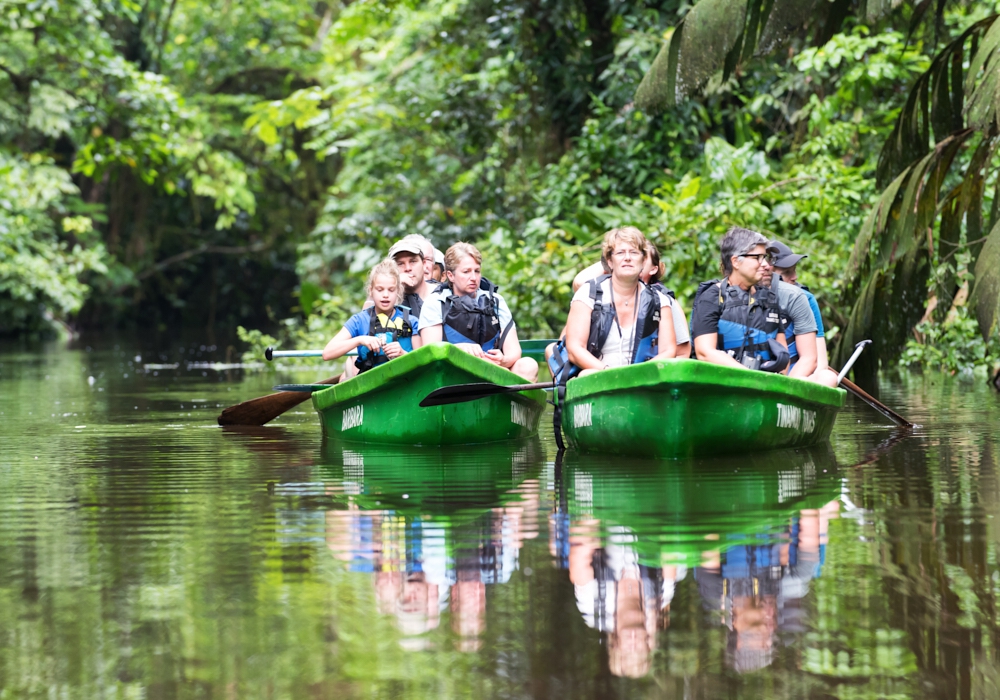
[840,378,913,429]
[833,339,913,429]
[217,376,340,426]
[419,381,551,407]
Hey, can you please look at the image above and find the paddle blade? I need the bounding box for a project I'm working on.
[217,376,340,426]
[419,382,514,407]
[419,381,549,407]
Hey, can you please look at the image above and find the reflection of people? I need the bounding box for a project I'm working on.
[694,499,840,673]
[567,521,686,678]
[325,476,544,652]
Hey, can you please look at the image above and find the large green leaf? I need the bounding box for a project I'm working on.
[635,0,904,111]
[970,219,1000,339]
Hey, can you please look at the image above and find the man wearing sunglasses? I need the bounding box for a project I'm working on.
[690,227,789,372]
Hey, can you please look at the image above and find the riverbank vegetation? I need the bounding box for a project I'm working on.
[3,0,999,377]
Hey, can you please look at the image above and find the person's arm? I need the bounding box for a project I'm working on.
[417,295,444,346]
[419,324,443,345]
[816,336,829,371]
[410,332,423,350]
[694,334,744,368]
[565,300,606,370]
[323,326,380,361]
[788,331,817,378]
[690,287,744,368]
[652,302,677,360]
[670,298,691,358]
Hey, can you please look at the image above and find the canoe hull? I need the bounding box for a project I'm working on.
[560,359,845,459]
[312,343,545,446]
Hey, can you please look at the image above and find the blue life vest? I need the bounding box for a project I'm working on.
[548,275,661,383]
[435,277,513,352]
[354,306,415,373]
[694,279,785,363]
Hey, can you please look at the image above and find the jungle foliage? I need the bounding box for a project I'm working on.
[3,0,999,376]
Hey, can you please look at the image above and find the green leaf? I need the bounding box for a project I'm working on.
[970,218,1000,340]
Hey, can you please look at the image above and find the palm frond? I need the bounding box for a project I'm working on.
[971,219,1000,339]
[634,0,904,112]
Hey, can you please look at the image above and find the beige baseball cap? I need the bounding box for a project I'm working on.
[388,239,424,259]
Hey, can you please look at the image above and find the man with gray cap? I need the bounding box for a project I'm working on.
[765,240,838,387]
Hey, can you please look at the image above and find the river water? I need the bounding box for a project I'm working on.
[1,342,998,699]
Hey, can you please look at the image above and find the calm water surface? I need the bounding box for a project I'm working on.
[1,342,999,699]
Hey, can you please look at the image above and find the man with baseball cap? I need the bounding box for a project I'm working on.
[765,240,838,387]
[386,236,434,319]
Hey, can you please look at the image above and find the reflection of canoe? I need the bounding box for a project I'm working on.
[319,437,543,520]
[311,344,545,446]
[560,359,845,458]
[563,446,840,567]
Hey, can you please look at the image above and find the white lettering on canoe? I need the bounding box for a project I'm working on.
[777,403,800,429]
[341,404,364,431]
[776,403,817,433]
[574,403,593,429]
[801,410,816,433]
[511,402,530,428]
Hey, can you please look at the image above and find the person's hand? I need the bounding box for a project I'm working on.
[357,336,383,353]
[484,348,505,366]
[456,343,487,359]
[382,341,405,359]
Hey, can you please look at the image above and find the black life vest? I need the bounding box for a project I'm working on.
[354,306,416,373]
[435,277,513,352]
[548,275,661,383]
[403,291,424,320]
[692,278,788,369]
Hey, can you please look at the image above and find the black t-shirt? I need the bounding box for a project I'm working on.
[690,281,744,339]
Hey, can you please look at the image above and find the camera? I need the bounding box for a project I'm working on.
[740,354,761,371]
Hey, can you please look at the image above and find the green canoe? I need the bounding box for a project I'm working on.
[311,343,546,446]
[562,445,841,568]
[559,359,845,458]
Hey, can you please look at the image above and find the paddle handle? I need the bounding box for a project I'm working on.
[265,347,357,360]
[836,339,872,384]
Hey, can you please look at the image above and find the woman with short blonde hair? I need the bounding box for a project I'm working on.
[419,242,538,381]
[560,226,677,376]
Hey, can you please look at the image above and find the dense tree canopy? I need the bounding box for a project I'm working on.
[2,0,998,376]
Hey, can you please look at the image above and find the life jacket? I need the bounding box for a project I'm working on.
[548,275,662,384]
[434,277,513,352]
[403,291,424,320]
[693,278,787,367]
[354,306,416,373]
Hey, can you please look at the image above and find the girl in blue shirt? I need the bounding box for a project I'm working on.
[323,259,422,377]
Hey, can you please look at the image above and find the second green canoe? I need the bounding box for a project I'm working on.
[559,359,845,459]
[311,343,546,446]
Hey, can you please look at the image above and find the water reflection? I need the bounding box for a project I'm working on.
[318,439,543,652]
[556,448,841,677]
[7,342,1000,698]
